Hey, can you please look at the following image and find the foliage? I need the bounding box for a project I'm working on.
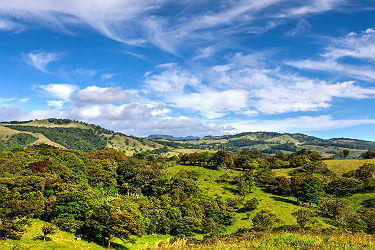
[6,125,107,152]
[41,225,56,241]
[362,151,375,159]
[267,176,291,196]
[0,133,37,150]
[234,172,254,195]
[252,209,281,232]
[243,198,259,212]
[292,208,315,230]
[326,177,364,196]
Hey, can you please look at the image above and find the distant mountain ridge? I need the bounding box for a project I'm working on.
[0,118,374,157]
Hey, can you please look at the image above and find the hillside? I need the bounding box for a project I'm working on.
[1,118,375,158]
[0,118,163,155]
[151,132,375,157]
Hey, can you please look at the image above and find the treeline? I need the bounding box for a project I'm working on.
[178,149,321,170]
[0,145,233,247]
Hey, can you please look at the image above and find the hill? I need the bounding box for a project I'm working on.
[0,118,163,155]
[151,132,375,157]
[1,118,375,158]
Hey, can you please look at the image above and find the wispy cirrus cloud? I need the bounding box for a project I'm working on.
[286,28,375,81]
[0,19,23,32]
[0,0,347,54]
[23,51,64,73]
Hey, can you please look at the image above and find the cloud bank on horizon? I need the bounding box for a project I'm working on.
[1,0,375,139]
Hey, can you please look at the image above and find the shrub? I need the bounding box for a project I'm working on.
[361,151,375,159]
[326,177,363,196]
[267,176,291,196]
[292,208,315,230]
[252,209,281,232]
[243,198,259,212]
[41,225,56,241]
[357,207,375,234]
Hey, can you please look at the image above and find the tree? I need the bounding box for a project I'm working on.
[82,205,141,248]
[235,172,254,195]
[361,151,375,159]
[0,187,29,240]
[292,208,314,231]
[252,209,281,232]
[267,176,291,196]
[326,177,363,196]
[41,225,56,241]
[291,175,322,204]
[354,164,375,181]
[339,150,350,158]
[211,151,233,169]
[357,207,375,234]
[300,176,322,204]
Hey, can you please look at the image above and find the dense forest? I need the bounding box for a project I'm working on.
[0,144,374,248]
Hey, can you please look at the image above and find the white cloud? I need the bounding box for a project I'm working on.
[73,68,99,77]
[322,28,375,61]
[36,83,78,100]
[0,106,30,121]
[73,86,133,104]
[285,59,375,81]
[171,90,249,119]
[68,102,233,136]
[145,69,201,96]
[46,100,64,109]
[101,73,117,80]
[231,115,375,133]
[23,51,64,73]
[0,19,23,31]
[144,52,375,118]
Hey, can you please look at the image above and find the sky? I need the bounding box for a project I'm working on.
[1,0,375,139]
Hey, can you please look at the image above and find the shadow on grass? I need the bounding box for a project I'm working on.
[33,235,52,241]
[270,196,299,205]
[223,186,238,194]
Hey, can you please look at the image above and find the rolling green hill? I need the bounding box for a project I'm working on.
[152,132,375,157]
[0,118,163,155]
[1,118,375,158]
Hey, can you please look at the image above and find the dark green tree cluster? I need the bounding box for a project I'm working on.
[0,133,37,150]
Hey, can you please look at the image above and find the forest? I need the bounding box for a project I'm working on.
[0,144,374,249]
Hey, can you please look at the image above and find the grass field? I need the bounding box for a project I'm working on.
[0,219,103,249]
[324,159,375,176]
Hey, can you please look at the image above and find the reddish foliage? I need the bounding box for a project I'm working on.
[29,160,50,173]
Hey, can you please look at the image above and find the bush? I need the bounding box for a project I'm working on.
[41,225,56,241]
[361,151,375,159]
[357,207,375,234]
[243,198,259,212]
[267,176,291,196]
[292,208,315,230]
[252,209,281,232]
[326,177,363,196]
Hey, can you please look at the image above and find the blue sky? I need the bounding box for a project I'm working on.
[1,0,375,139]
